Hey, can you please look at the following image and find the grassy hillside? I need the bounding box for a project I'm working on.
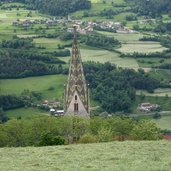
[0,75,67,99]
[0,141,171,171]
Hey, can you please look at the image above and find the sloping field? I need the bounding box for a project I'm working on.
[59,48,139,69]
[0,75,67,99]
[0,141,171,171]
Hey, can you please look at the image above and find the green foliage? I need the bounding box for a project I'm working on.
[84,62,160,112]
[153,113,161,119]
[97,126,113,142]
[0,116,162,147]
[131,120,162,140]
[126,0,171,18]
[79,134,97,143]
[1,37,34,49]
[59,32,73,41]
[38,133,66,146]
[81,34,120,50]
[26,0,91,16]
[0,108,9,124]
[0,95,24,110]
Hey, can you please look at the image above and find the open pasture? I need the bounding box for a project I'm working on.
[117,41,168,54]
[59,47,139,69]
[33,38,69,51]
[154,116,171,130]
[0,75,67,99]
[97,31,144,42]
[6,107,48,119]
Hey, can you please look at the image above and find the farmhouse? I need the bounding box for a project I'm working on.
[137,103,160,113]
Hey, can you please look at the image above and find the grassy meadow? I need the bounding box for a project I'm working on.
[154,116,171,130]
[5,107,49,119]
[0,75,67,99]
[0,141,171,171]
[59,47,139,69]
[117,41,168,54]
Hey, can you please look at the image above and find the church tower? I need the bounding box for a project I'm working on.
[64,26,90,118]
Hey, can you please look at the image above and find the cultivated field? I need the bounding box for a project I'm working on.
[0,141,171,171]
[117,41,168,54]
[136,88,171,97]
[97,32,144,42]
[59,48,139,69]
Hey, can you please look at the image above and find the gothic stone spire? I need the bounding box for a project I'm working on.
[65,26,89,117]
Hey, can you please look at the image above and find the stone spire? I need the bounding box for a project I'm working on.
[64,26,89,117]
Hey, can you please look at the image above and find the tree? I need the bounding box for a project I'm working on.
[131,120,162,140]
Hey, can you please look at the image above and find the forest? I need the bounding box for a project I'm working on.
[126,0,171,17]
[1,0,91,16]
[84,62,161,113]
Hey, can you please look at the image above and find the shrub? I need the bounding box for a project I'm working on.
[38,133,66,146]
[97,127,113,142]
[79,134,98,144]
[131,120,162,140]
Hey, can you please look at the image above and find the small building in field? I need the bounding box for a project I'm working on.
[137,102,160,113]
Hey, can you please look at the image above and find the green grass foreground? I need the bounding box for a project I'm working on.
[0,141,171,171]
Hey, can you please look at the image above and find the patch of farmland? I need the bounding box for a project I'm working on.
[117,41,168,54]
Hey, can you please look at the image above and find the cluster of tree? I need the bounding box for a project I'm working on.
[0,108,9,124]
[126,0,171,18]
[139,36,160,42]
[125,14,137,21]
[99,7,131,19]
[0,95,24,110]
[1,37,34,49]
[0,34,71,79]
[84,62,160,113]
[0,56,66,78]
[59,32,73,41]
[0,90,42,112]
[53,50,70,57]
[158,63,171,69]
[0,50,65,64]
[0,116,162,147]
[3,0,91,16]
[81,34,120,50]
[154,22,171,33]
[140,35,171,50]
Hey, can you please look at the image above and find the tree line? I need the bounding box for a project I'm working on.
[0,56,66,78]
[81,34,121,50]
[0,37,69,78]
[0,116,162,147]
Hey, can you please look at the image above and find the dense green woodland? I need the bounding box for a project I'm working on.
[126,0,171,17]
[0,37,68,78]
[0,116,162,147]
[1,0,91,15]
[84,62,161,113]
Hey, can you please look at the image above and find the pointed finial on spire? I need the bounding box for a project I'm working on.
[73,25,77,42]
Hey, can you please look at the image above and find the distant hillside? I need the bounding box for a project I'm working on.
[0,141,171,171]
